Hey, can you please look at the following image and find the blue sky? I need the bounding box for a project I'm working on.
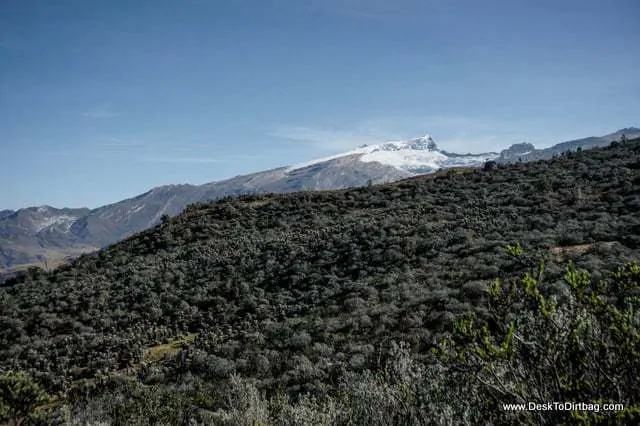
[1,0,638,209]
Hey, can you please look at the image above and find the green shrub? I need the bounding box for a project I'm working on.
[434,251,640,425]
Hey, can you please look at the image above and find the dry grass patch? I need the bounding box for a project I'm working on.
[550,242,617,261]
[243,199,272,208]
[143,333,197,363]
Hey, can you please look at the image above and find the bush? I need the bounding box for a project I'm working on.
[0,371,51,426]
[484,160,497,171]
[434,251,640,425]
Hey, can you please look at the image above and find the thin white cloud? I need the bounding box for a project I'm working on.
[39,147,259,164]
[138,157,230,164]
[80,106,120,118]
[420,115,498,128]
[269,125,392,151]
[312,0,404,18]
[300,0,443,20]
[98,137,146,146]
[437,136,503,154]
[270,115,520,154]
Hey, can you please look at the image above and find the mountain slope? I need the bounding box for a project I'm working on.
[0,206,94,269]
[498,127,640,163]
[1,138,639,422]
[0,129,637,270]
[285,135,497,174]
[0,135,491,269]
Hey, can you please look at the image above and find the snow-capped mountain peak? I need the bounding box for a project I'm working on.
[409,134,438,151]
[286,134,497,174]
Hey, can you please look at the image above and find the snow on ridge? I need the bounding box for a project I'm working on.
[284,145,378,173]
[442,152,499,164]
[284,136,435,173]
[360,149,447,171]
[129,205,145,214]
[284,134,496,174]
[33,215,78,232]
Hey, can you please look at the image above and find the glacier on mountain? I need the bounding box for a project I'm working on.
[286,134,499,175]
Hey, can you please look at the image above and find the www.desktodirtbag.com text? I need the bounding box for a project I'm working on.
[502,402,624,413]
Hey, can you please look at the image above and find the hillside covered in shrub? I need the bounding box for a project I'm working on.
[1,139,640,425]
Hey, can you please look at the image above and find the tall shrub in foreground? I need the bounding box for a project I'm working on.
[0,371,51,426]
[435,247,640,425]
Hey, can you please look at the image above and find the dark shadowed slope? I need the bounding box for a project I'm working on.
[1,138,639,391]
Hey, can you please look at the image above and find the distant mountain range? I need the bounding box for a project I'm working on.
[1,127,637,273]
[496,127,640,163]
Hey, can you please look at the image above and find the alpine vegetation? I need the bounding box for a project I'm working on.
[1,139,639,425]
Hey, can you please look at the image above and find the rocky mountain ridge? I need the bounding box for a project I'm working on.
[497,127,640,163]
[1,127,635,271]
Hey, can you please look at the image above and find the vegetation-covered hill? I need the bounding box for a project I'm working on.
[1,139,640,425]
[3,128,636,273]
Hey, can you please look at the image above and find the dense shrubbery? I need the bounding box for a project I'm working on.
[0,139,639,424]
[435,250,640,424]
[9,255,634,425]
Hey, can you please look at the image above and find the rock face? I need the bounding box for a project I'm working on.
[499,142,536,161]
[0,156,415,270]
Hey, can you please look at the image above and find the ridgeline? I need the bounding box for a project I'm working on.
[1,139,639,425]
